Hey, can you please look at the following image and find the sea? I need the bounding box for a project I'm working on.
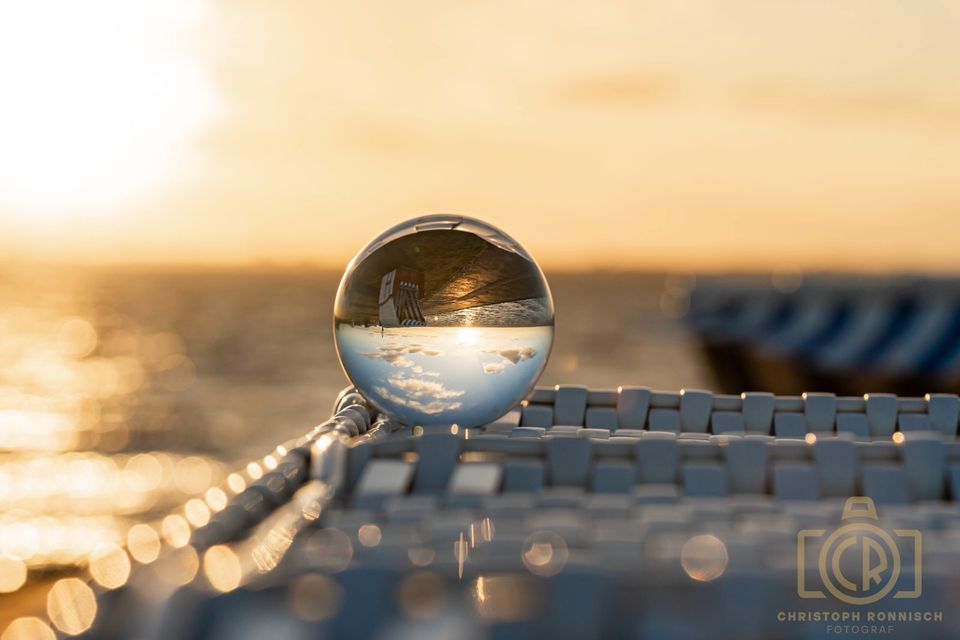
[0,264,709,623]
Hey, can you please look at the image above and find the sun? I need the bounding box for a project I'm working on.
[456,328,479,346]
[0,1,217,216]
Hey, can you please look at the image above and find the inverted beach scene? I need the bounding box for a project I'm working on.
[334,216,555,426]
[337,324,552,426]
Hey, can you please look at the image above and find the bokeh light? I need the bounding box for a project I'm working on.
[205,487,228,512]
[396,571,446,619]
[57,318,98,359]
[0,289,229,625]
[174,457,213,495]
[475,517,495,544]
[46,577,97,635]
[251,522,297,573]
[0,557,28,593]
[357,524,382,547]
[521,531,568,577]
[288,573,343,622]
[680,534,729,582]
[152,546,200,587]
[469,574,543,622]
[454,532,470,578]
[0,522,39,561]
[407,547,435,567]
[127,524,161,564]
[203,545,242,592]
[227,473,247,494]
[124,454,163,492]
[302,528,353,573]
[1,617,56,640]
[185,498,211,527]
[157,354,197,392]
[161,515,192,548]
[88,543,131,589]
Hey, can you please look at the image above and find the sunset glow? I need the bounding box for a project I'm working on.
[0,1,216,215]
[1,2,959,269]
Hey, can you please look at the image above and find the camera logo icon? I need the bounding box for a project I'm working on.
[797,497,922,605]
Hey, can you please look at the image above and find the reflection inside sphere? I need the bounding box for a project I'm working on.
[334,215,554,427]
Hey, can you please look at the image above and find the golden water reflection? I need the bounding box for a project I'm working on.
[161,515,192,549]
[0,268,237,630]
[127,524,161,564]
[88,543,131,589]
[0,617,56,640]
[0,558,27,593]
[151,546,200,587]
[203,545,242,593]
[205,487,228,511]
[46,578,97,635]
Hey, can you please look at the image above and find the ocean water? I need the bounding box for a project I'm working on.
[0,264,708,623]
[336,324,553,427]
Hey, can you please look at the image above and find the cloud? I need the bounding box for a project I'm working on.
[491,346,537,364]
[372,375,465,415]
[387,376,464,400]
[408,367,440,377]
[481,345,538,374]
[359,343,443,367]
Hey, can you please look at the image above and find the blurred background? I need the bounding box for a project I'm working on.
[2,0,960,634]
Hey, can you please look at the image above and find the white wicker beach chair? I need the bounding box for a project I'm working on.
[81,385,960,639]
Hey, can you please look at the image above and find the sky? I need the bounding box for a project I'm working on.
[1,1,960,271]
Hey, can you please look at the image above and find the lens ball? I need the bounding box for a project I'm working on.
[334,214,554,427]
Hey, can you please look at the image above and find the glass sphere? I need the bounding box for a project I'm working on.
[334,214,554,428]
